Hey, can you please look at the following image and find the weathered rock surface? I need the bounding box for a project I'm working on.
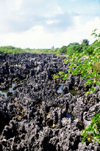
[0,53,100,151]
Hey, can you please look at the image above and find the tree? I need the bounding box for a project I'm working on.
[67,44,82,55]
[59,45,67,53]
[82,39,89,46]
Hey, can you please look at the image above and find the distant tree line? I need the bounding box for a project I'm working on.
[56,39,95,55]
[0,38,96,55]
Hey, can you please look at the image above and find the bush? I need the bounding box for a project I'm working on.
[67,44,83,55]
[81,113,100,144]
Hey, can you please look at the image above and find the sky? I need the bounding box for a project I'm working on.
[0,0,100,49]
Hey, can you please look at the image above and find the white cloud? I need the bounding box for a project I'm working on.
[0,0,100,48]
[0,0,74,33]
[57,16,100,46]
[0,0,67,33]
[0,16,100,48]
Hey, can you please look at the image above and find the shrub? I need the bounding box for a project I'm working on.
[81,113,100,144]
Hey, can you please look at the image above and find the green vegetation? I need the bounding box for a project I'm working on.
[0,46,57,54]
[53,29,100,144]
[0,46,24,54]
[56,40,89,55]
[81,113,100,144]
[0,38,94,55]
[54,29,100,95]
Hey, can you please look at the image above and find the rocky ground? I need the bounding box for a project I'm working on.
[0,53,100,151]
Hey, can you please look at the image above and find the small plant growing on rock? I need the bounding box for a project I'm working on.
[81,113,100,144]
[53,71,69,81]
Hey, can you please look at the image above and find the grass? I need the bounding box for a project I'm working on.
[0,46,58,54]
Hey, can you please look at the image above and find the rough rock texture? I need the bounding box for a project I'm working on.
[0,53,100,151]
